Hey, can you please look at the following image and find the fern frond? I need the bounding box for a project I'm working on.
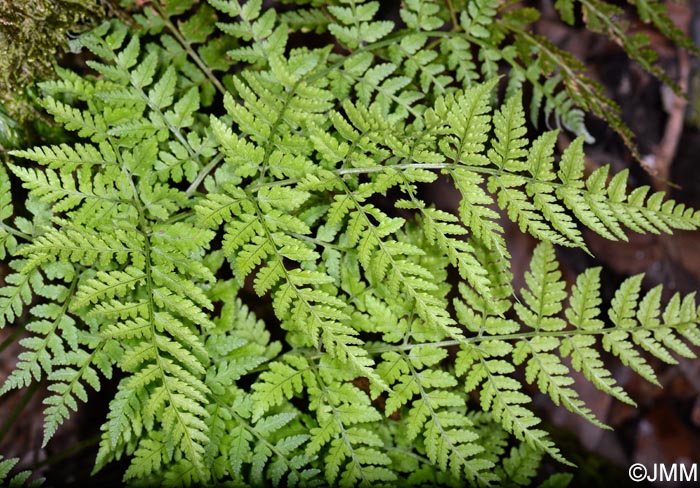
[252,355,312,422]
[458,345,570,466]
[306,382,394,487]
[561,267,634,405]
[514,242,567,332]
[603,274,661,384]
[73,267,146,308]
[437,78,496,167]
[379,349,496,484]
[212,0,288,65]
[0,165,17,260]
[42,344,112,445]
[0,261,40,328]
[1,274,80,394]
[414,205,493,298]
[19,227,143,267]
[9,143,114,171]
[498,443,544,486]
[41,97,109,141]
[8,165,121,214]
[525,132,584,248]
[0,456,44,488]
[328,1,394,50]
[3,3,700,485]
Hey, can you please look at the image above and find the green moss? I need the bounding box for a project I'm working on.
[0,0,104,121]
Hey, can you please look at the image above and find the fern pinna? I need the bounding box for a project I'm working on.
[1,0,699,486]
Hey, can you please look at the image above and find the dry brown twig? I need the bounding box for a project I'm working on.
[641,38,691,191]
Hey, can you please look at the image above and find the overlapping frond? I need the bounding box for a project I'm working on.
[1,1,698,487]
[378,348,496,485]
[453,241,700,467]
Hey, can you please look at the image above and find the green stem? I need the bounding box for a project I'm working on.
[401,349,488,484]
[365,319,700,353]
[119,146,199,460]
[446,0,459,30]
[289,232,343,250]
[282,318,700,362]
[153,3,227,96]
[185,153,224,198]
[228,408,305,480]
[310,361,371,487]
[0,221,31,241]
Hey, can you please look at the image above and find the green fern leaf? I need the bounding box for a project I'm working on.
[561,267,634,405]
[0,456,44,488]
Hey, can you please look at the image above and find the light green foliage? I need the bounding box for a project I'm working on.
[0,456,43,488]
[1,0,699,486]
